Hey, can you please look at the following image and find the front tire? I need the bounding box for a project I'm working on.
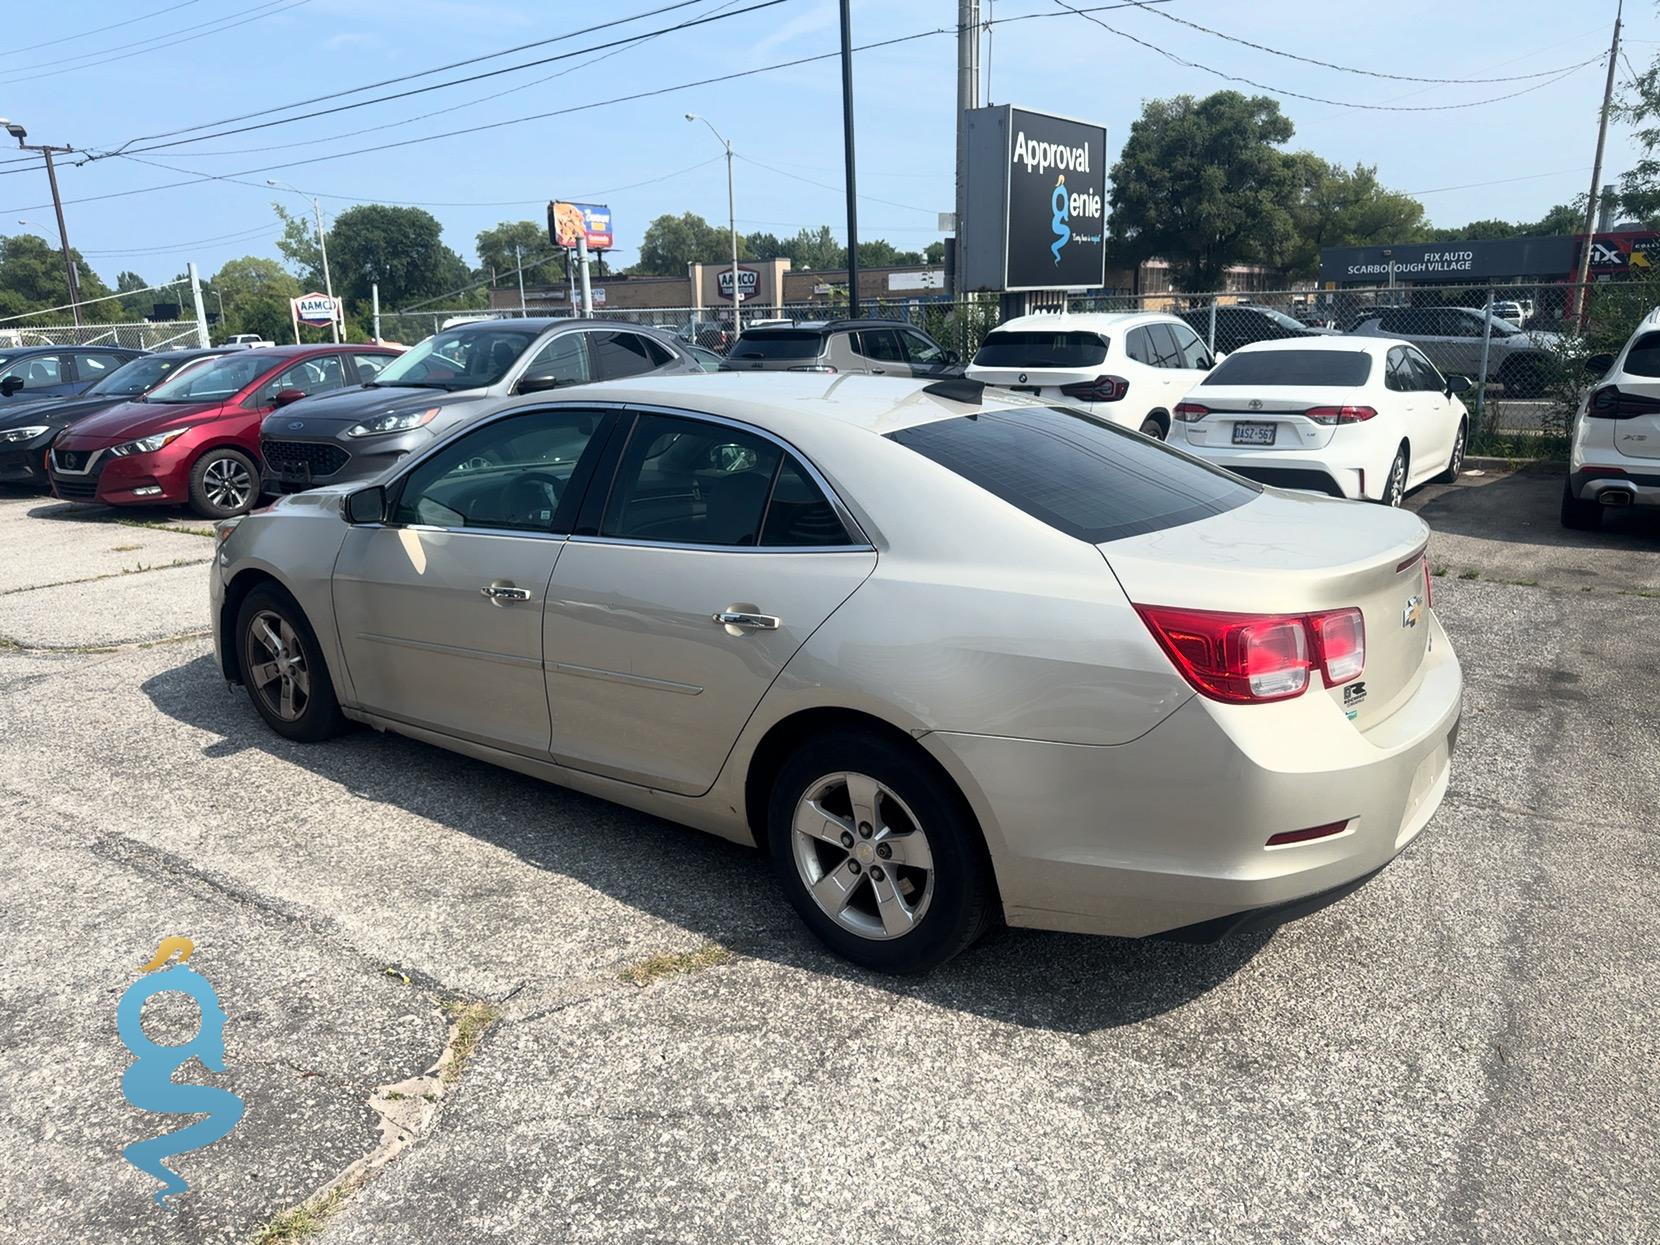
[235,583,347,742]
[189,448,260,519]
[767,730,995,973]
[1139,414,1167,440]
[1560,476,1603,531]
[1436,421,1466,484]
[1380,446,1409,507]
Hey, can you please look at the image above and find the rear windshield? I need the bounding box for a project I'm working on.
[1624,331,1660,377]
[1204,350,1372,387]
[972,330,1108,369]
[887,405,1258,544]
[727,330,823,361]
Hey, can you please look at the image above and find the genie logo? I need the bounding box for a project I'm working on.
[116,936,244,1207]
[1050,176,1071,265]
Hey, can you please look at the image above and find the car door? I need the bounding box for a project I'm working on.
[0,352,72,399]
[332,406,616,756]
[1383,347,1431,472]
[1140,323,1187,411]
[898,327,955,378]
[852,328,909,377]
[1405,347,1457,477]
[543,410,877,795]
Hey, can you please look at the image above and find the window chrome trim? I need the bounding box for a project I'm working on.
[567,535,874,555]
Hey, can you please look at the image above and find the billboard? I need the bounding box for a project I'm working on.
[291,292,339,325]
[548,201,613,250]
[716,267,759,301]
[961,105,1108,292]
[1320,237,1576,284]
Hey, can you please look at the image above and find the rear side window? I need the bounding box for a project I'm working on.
[1624,332,1660,377]
[972,330,1107,369]
[1204,350,1372,387]
[728,330,823,362]
[591,331,672,380]
[888,406,1258,544]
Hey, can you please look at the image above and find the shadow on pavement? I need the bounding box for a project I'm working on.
[1409,462,1660,551]
[143,653,1269,1035]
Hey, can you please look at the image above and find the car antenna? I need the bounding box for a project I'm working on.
[923,378,985,404]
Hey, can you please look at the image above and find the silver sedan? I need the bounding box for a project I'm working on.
[210,375,1462,972]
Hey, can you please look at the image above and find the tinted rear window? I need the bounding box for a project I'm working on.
[1624,331,1660,377]
[1204,350,1372,387]
[728,330,823,361]
[972,330,1108,369]
[887,406,1258,544]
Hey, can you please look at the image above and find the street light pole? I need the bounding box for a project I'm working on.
[839,0,861,318]
[686,114,742,334]
[268,179,339,343]
[1,119,82,327]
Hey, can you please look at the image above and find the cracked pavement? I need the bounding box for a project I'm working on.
[0,477,1654,1244]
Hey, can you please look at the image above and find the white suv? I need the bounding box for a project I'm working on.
[1562,307,1660,530]
[966,312,1215,439]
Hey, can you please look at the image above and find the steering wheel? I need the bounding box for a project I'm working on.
[501,470,563,525]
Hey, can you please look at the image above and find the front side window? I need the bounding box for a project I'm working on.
[888,405,1258,544]
[372,326,538,390]
[602,413,783,547]
[521,333,592,387]
[248,355,345,407]
[901,329,946,366]
[855,329,905,363]
[972,330,1107,369]
[1,354,63,388]
[392,408,607,532]
[1406,349,1445,391]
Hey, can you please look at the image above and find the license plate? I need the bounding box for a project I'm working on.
[1012,385,1041,395]
[1232,421,1277,446]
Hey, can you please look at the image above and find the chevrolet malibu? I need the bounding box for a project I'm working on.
[210,375,1462,972]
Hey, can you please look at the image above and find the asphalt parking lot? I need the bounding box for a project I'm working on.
[0,465,1655,1245]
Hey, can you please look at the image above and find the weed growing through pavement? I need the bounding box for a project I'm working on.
[618,942,734,988]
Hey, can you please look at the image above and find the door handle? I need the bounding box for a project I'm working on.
[481,583,532,603]
[713,610,780,631]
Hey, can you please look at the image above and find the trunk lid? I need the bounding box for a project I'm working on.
[1178,385,1354,452]
[1099,489,1432,727]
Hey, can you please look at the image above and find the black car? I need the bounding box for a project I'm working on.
[1175,305,1339,356]
[0,348,223,488]
[259,318,702,494]
[0,344,147,406]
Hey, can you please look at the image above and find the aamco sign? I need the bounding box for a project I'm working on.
[716,267,759,301]
[291,292,339,325]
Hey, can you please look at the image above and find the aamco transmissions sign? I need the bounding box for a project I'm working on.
[291,292,339,325]
[961,104,1108,292]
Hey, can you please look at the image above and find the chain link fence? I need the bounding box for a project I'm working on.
[0,320,203,351]
[380,281,1660,458]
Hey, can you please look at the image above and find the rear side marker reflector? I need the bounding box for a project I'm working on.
[1266,820,1351,847]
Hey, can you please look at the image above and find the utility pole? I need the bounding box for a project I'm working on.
[952,0,980,300]
[187,262,209,348]
[839,0,861,317]
[268,179,339,342]
[0,119,82,327]
[1574,1,1623,302]
[514,243,528,315]
[371,282,381,343]
[686,114,743,334]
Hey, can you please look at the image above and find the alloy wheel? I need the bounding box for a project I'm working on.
[1386,454,1407,507]
[203,455,253,512]
[1449,428,1465,478]
[791,771,936,941]
[246,610,310,722]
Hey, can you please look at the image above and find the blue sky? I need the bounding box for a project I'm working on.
[0,0,1652,296]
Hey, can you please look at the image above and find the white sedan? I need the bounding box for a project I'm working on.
[1174,338,1471,505]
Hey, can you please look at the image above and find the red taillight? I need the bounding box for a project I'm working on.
[1059,374,1129,402]
[1173,401,1209,422]
[1135,604,1367,704]
[1304,405,1378,425]
[1266,820,1350,847]
[1587,387,1660,419]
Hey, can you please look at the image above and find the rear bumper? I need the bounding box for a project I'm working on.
[924,611,1462,939]
[1566,464,1660,507]
[1185,445,1365,499]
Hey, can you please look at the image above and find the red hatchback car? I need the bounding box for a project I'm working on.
[48,344,399,518]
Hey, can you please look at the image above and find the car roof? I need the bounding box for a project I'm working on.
[1229,336,1388,356]
[987,311,1185,335]
[0,343,137,355]
[736,318,924,334]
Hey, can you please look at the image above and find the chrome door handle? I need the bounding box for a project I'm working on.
[713,610,780,630]
[481,583,532,603]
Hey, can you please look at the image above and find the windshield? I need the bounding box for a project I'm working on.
[146,352,274,403]
[972,330,1109,369]
[1204,350,1372,387]
[86,353,209,397]
[371,326,538,390]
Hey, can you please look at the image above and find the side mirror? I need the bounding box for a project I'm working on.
[273,387,308,407]
[944,349,961,365]
[1584,352,1616,376]
[516,374,566,395]
[1211,351,1228,366]
[1445,374,1474,396]
[0,376,23,396]
[343,485,387,525]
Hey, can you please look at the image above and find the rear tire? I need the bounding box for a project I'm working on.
[234,583,348,742]
[1380,446,1409,507]
[1436,421,1466,484]
[189,448,260,519]
[1560,476,1603,531]
[766,730,995,974]
[1139,414,1167,440]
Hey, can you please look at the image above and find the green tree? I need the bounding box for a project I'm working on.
[325,205,472,315]
[923,240,946,264]
[209,256,302,344]
[1108,91,1303,291]
[1524,202,1588,235]
[475,219,563,286]
[632,212,750,275]
[855,239,922,267]
[273,203,324,288]
[782,225,843,271]
[743,230,786,259]
[0,232,119,322]
[1281,160,1427,276]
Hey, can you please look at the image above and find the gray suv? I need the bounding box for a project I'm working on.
[1349,306,1560,396]
[723,319,961,377]
[260,318,700,493]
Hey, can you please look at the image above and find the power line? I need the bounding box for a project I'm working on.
[1114,0,1607,85]
[735,154,936,214]
[2,1,309,84]
[0,0,202,58]
[1404,166,1592,196]
[1054,0,1603,111]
